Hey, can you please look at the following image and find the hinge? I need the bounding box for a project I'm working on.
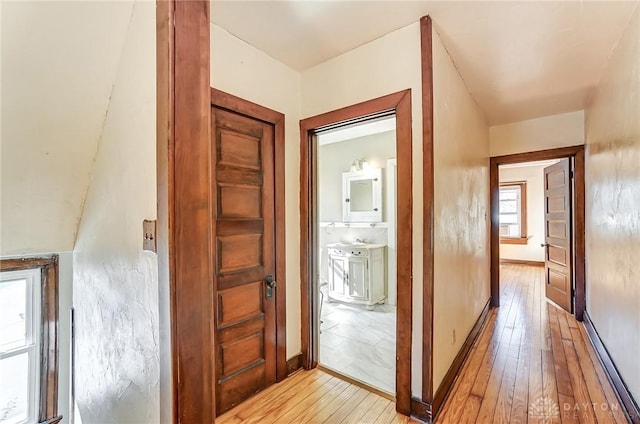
[569,170,574,179]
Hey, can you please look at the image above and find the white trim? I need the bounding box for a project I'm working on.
[0,268,41,424]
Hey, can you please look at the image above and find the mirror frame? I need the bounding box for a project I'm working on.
[342,168,382,222]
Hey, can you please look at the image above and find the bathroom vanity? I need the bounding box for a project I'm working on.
[326,242,386,309]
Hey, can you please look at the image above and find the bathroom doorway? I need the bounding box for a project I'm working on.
[316,117,398,395]
[299,90,413,413]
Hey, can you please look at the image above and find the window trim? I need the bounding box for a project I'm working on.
[499,182,528,245]
[0,256,61,424]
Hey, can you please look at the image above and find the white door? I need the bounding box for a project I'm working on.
[348,258,368,300]
[329,256,348,296]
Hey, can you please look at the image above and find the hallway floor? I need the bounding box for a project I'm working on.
[319,295,396,394]
[216,368,415,424]
[436,264,627,423]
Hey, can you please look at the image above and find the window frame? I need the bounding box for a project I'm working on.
[499,182,528,245]
[0,256,61,424]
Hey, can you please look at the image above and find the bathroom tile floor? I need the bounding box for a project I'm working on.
[318,293,396,394]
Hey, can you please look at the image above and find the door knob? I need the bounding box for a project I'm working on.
[266,274,277,288]
[265,274,276,300]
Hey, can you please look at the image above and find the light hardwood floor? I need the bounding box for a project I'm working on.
[216,367,415,424]
[218,264,626,424]
[436,264,627,423]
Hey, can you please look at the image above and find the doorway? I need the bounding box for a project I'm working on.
[316,117,398,395]
[299,90,413,414]
[490,145,586,320]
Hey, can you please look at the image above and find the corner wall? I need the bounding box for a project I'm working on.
[210,23,302,358]
[431,29,491,392]
[301,22,424,395]
[584,6,640,402]
[72,2,159,422]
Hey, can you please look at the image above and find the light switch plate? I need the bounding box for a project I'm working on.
[143,219,157,253]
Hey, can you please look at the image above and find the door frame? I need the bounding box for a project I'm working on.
[490,145,586,320]
[299,90,413,415]
[211,88,288,383]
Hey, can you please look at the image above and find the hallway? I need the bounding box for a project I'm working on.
[436,264,627,423]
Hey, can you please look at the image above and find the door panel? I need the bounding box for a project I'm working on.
[212,106,276,415]
[543,159,573,313]
[348,258,367,299]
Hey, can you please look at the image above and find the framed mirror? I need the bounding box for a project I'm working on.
[342,168,382,222]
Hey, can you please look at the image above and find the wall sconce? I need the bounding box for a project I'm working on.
[350,158,369,172]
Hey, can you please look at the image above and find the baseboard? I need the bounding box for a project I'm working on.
[411,298,492,423]
[582,312,640,423]
[286,353,303,376]
[499,258,544,267]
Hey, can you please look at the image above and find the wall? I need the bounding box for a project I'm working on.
[490,110,585,157]
[432,29,491,392]
[499,163,552,262]
[318,131,396,222]
[0,252,72,424]
[584,6,640,402]
[72,2,159,423]
[301,21,424,395]
[0,1,133,255]
[210,23,302,359]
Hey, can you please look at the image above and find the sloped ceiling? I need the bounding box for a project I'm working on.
[1,1,133,254]
[212,0,638,124]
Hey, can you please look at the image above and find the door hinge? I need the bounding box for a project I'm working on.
[569,170,574,179]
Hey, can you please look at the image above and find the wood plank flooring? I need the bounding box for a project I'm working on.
[218,265,626,423]
[436,265,627,423]
[216,368,416,424]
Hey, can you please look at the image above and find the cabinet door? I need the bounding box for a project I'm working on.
[329,256,348,296]
[348,258,368,300]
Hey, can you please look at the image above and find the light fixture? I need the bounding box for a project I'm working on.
[350,158,368,172]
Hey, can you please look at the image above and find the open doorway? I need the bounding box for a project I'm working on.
[299,90,413,414]
[316,117,397,395]
[490,145,586,320]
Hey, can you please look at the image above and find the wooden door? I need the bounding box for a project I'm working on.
[212,106,277,415]
[347,258,367,299]
[543,159,573,312]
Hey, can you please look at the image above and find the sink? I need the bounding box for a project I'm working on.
[327,242,385,249]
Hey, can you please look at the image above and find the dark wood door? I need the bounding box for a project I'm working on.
[543,159,573,313]
[212,106,276,415]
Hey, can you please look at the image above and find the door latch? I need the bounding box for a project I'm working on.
[265,274,276,300]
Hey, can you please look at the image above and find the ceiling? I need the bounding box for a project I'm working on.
[211,1,638,124]
[1,1,134,254]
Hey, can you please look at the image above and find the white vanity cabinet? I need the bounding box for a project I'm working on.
[326,243,386,309]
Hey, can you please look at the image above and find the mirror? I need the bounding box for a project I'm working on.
[350,179,373,211]
[342,168,382,222]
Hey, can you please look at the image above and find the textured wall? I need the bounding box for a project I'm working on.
[489,111,584,157]
[210,24,303,358]
[72,2,159,423]
[432,29,491,392]
[585,6,640,402]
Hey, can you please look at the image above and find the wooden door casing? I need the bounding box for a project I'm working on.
[543,158,573,313]
[212,104,277,415]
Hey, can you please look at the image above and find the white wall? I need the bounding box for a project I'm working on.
[0,1,133,255]
[431,29,491,392]
[499,163,552,262]
[585,6,640,402]
[302,21,424,395]
[72,2,159,423]
[318,131,396,223]
[490,111,585,157]
[210,23,302,359]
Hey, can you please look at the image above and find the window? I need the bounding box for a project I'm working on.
[499,182,527,244]
[0,258,61,424]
